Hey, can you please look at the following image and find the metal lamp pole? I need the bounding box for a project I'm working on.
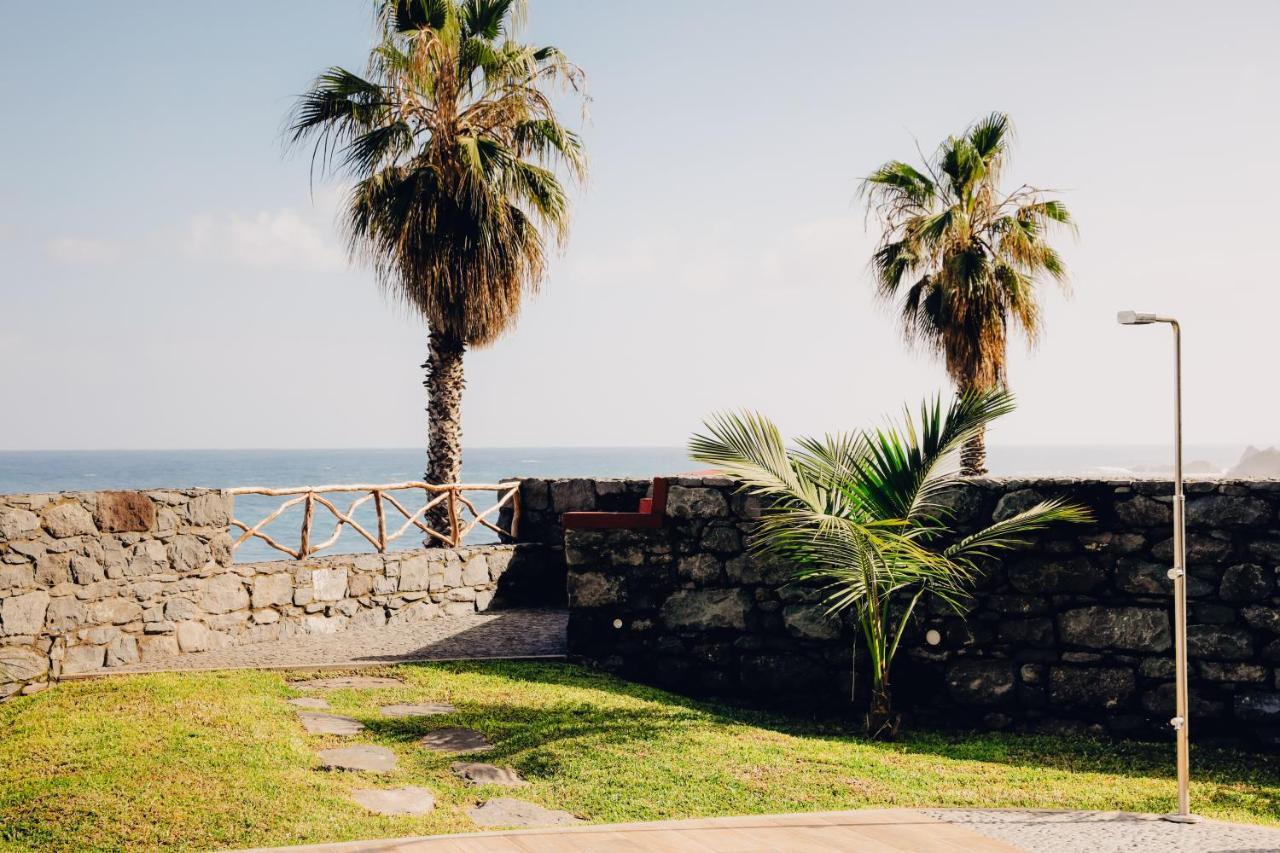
[1117,310,1200,824]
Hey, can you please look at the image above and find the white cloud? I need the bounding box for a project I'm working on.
[181,208,347,272]
[43,236,123,266]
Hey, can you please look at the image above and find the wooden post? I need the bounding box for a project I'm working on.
[299,492,315,560]
[447,488,460,547]
[374,490,387,553]
[509,485,521,541]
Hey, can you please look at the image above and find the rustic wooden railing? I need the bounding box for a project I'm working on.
[225,481,521,560]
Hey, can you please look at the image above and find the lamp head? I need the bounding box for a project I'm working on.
[1117,310,1160,325]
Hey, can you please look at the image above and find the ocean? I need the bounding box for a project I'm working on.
[0,444,1243,562]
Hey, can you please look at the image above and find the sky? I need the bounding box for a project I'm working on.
[2,1,1278,451]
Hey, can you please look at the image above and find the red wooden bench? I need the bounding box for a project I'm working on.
[562,476,669,530]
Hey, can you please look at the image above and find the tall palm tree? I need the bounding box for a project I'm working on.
[691,390,1089,738]
[288,0,586,527]
[861,113,1073,475]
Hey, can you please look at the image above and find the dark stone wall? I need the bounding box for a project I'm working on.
[551,475,1280,748]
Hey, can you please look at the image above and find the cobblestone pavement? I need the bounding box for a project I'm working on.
[91,608,567,675]
[927,808,1280,852]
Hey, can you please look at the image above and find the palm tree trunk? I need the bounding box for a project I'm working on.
[423,330,466,544]
[867,681,900,740]
[960,426,988,476]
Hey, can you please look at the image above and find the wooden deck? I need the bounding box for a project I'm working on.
[242,809,1022,852]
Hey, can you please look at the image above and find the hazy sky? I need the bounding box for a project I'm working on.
[2,1,1278,451]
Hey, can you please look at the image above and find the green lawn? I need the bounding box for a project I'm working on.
[1,661,1278,851]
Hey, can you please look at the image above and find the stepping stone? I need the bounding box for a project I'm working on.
[317,745,397,773]
[351,787,435,816]
[419,727,490,754]
[381,702,456,718]
[467,798,581,828]
[451,761,528,787]
[289,676,403,691]
[287,697,330,709]
[298,712,365,736]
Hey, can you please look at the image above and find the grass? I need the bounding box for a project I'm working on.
[1,661,1278,850]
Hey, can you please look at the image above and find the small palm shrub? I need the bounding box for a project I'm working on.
[690,389,1090,738]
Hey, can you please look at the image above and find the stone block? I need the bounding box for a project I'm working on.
[0,507,40,540]
[176,620,211,652]
[1049,666,1135,710]
[0,646,48,684]
[2,591,50,636]
[667,486,729,519]
[187,493,231,527]
[0,564,34,592]
[313,567,347,601]
[45,598,87,632]
[200,575,249,614]
[1057,607,1171,652]
[678,554,722,584]
[1115,496,1170,527]
[946,659,1016,705]
[550,479,596,513]
[461,554,489,585]
[398,555,430,592]
[34,553,72,587]
[660,589,752,631]
[105,635,139,667]
[251,573,292,608]
[40,502,97,538]
[1187,495,1272,528]
[1235,692,1280,721]
[568,572,623,608]
[93,492,155,533]
[1188,625,1253,660]
[61,644,105,675]
[168,536,211,573]
[92,598,142,625]
[1008,558,1106,594]
[1220,563,1273,603]
[137,634,179,661]
[782,604,840,640]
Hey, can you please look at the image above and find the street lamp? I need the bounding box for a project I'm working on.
[1117,310,1200,824]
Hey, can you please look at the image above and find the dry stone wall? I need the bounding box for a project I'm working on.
[0,488,535,698]
[554,475,1280,748]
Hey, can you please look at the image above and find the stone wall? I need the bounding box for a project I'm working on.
[0,488,545,699]
[562,475,1280,748]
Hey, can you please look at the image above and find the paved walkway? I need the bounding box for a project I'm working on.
[238,809,1280,853]
[240,809,1022,852]
[83,608,567,675]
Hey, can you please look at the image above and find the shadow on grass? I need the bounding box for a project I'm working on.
[378,658,1280,798]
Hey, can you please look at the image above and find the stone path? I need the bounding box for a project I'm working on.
[381,703,456,718]
[466,798,581,829]
[316,746,397,773]
[927,808,1280,852]
[419,728,490,754]
[95,608,567,675]
[298,713,365,736]
[450,762,527,787]
[351,788,435,816]
[287,697,330,709]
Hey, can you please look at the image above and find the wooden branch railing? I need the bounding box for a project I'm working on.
[226,481,521,560]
